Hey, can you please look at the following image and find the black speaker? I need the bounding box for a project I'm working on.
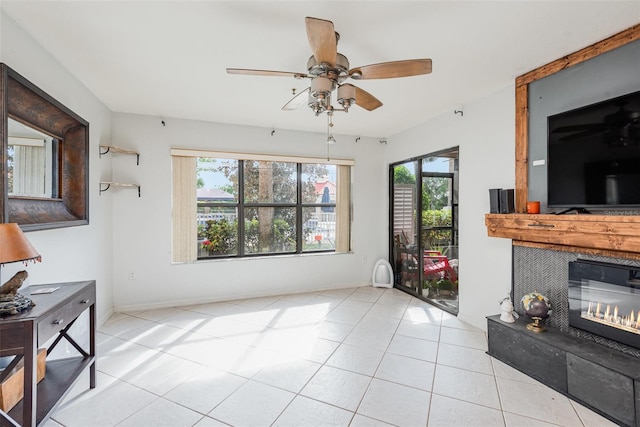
[489,188,502,213]
[500,189,515,214]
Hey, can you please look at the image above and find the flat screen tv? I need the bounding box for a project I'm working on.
[547,90,640,209]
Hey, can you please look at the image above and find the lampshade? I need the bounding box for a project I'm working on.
[0,223,41,265]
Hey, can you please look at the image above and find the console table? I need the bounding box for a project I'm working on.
[0,281,96,426]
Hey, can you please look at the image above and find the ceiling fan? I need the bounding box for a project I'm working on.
[226,17,432,121]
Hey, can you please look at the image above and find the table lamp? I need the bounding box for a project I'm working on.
[0,223,41,315]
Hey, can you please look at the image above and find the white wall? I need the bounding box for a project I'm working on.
[0,12,114,324]
[1,9,514,328]
[386,85,515,330]
[110,113,387,311]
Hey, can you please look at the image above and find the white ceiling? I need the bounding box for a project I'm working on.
[2,1,639,138]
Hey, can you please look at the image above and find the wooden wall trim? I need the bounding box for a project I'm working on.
[514,23,640,212]
[514,84,528,213]
[516,23,640,88]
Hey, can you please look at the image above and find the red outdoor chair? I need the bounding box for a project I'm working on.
[423,250,457,282]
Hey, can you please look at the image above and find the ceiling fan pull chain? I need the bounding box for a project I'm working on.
[326,113,336,145]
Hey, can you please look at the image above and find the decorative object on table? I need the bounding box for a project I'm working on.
[526,200,540,214]
[521,291,552,333]
[0,223,41,316]
[0,271,28,296]
[499,294,517,323]
[29,287,59,295]
[0,271,33,316]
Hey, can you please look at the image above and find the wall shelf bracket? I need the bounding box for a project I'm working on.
[99,182,141,197]
[99,145,140,165]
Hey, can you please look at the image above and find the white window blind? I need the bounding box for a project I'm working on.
[171,155,197,263]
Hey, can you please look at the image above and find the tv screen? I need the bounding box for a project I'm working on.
[547,90,640,209]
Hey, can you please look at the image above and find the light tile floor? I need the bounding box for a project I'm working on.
[45,287,617,427]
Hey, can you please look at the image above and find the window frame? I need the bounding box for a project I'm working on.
[197,160,337,258]
[172,149,352,263]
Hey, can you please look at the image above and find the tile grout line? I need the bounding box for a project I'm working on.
[268,287,363,427]
[425,321,443,427]
[488,342,509,427]
[348,288,423,426]
[57,287,613,427]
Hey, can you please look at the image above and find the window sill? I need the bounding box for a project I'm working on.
[174,250,352,265]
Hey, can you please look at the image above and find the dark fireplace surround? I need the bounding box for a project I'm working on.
[512,247,640,358]
[487,246,640,427]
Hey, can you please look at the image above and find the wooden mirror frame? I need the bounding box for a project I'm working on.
[0,63,89,231]
[514,24,640,213]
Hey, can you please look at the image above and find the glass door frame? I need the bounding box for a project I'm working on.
[389,147,459,314]
[389,158,423,298]
[421,170,457,257]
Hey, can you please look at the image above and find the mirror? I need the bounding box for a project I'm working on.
[1,63,89,231]
[7,118,58,199]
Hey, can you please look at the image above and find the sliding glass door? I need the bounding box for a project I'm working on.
[390,160,420,294]
[390,148,459,314]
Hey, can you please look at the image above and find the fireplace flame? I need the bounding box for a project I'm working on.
[582,302,640,335]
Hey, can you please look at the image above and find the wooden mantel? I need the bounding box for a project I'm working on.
[485,213,640,261]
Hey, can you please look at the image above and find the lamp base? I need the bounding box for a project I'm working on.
[0,293,34,316]
[526,316,546,333]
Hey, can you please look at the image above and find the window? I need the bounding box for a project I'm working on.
[171,149,353,262]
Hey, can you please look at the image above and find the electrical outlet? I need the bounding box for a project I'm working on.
[128,270,136,280]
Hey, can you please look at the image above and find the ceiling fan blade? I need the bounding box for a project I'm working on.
[226,68,309,79]
[305,17,337,67]
[282,87,310,111]
[354,86,383,111]
[350,59,432,80]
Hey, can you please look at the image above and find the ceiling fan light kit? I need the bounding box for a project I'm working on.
[227,16,432,138]
[337,84,356,110]
[310,76,334,115]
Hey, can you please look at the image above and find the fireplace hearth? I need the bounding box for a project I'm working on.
[569,260,640,350]
[491,246,640,426]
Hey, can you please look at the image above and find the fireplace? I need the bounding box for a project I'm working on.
[492,247,640,426]
[568,260,640,350]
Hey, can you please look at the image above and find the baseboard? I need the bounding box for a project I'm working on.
[114,282,372,313]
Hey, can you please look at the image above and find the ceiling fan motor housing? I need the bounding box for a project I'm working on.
[307,53,350,81]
